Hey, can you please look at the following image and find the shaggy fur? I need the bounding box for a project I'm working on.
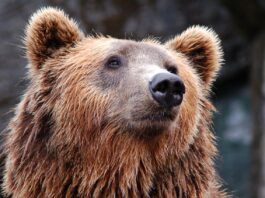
[2,7,227,198]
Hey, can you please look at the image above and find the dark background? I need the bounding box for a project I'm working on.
[1,0,265,197]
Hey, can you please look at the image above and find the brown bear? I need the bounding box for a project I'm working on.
[2,7,227,198]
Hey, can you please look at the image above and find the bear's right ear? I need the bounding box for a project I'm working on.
[25,7,84,72]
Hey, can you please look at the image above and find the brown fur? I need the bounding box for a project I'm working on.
[2,7,227,198]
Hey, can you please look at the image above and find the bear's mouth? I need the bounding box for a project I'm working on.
[119,109,178,138]
[131,105,177,122]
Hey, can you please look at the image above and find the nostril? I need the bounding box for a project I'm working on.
[153,80,169,94]
[172,81,185,95]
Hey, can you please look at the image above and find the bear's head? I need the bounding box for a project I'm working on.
[3,7,224,197]
[22,8,222,156]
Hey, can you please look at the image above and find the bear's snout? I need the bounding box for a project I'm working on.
[149,73,185,109]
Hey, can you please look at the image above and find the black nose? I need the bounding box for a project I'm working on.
[149,73,185,109]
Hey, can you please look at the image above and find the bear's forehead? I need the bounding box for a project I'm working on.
[111,39,170,58]
[82,37,176,64]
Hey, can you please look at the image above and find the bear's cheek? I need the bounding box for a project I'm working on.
[175,67,202,145]
[54,72,110,130]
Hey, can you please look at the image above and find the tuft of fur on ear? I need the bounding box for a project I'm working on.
[25,7,84,72]
[166,26,223,88]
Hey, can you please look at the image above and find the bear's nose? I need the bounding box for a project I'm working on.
[149,73,185,109]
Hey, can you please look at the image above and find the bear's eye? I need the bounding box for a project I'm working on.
[106,56,122,69]
[166,66,177,74]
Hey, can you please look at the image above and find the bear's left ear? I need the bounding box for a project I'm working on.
[25,7,84,73]
[165,26,223,88]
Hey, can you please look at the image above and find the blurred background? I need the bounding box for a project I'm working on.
[0,0,265,197]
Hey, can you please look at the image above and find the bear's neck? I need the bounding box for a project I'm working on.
[77,128,216,198]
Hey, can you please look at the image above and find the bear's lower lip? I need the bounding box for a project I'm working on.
[134,111,176,122]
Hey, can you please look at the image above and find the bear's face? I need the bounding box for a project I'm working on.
[81,39,200,138]
[25,8,222,144]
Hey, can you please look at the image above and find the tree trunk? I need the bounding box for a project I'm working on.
[251,34,265,198]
